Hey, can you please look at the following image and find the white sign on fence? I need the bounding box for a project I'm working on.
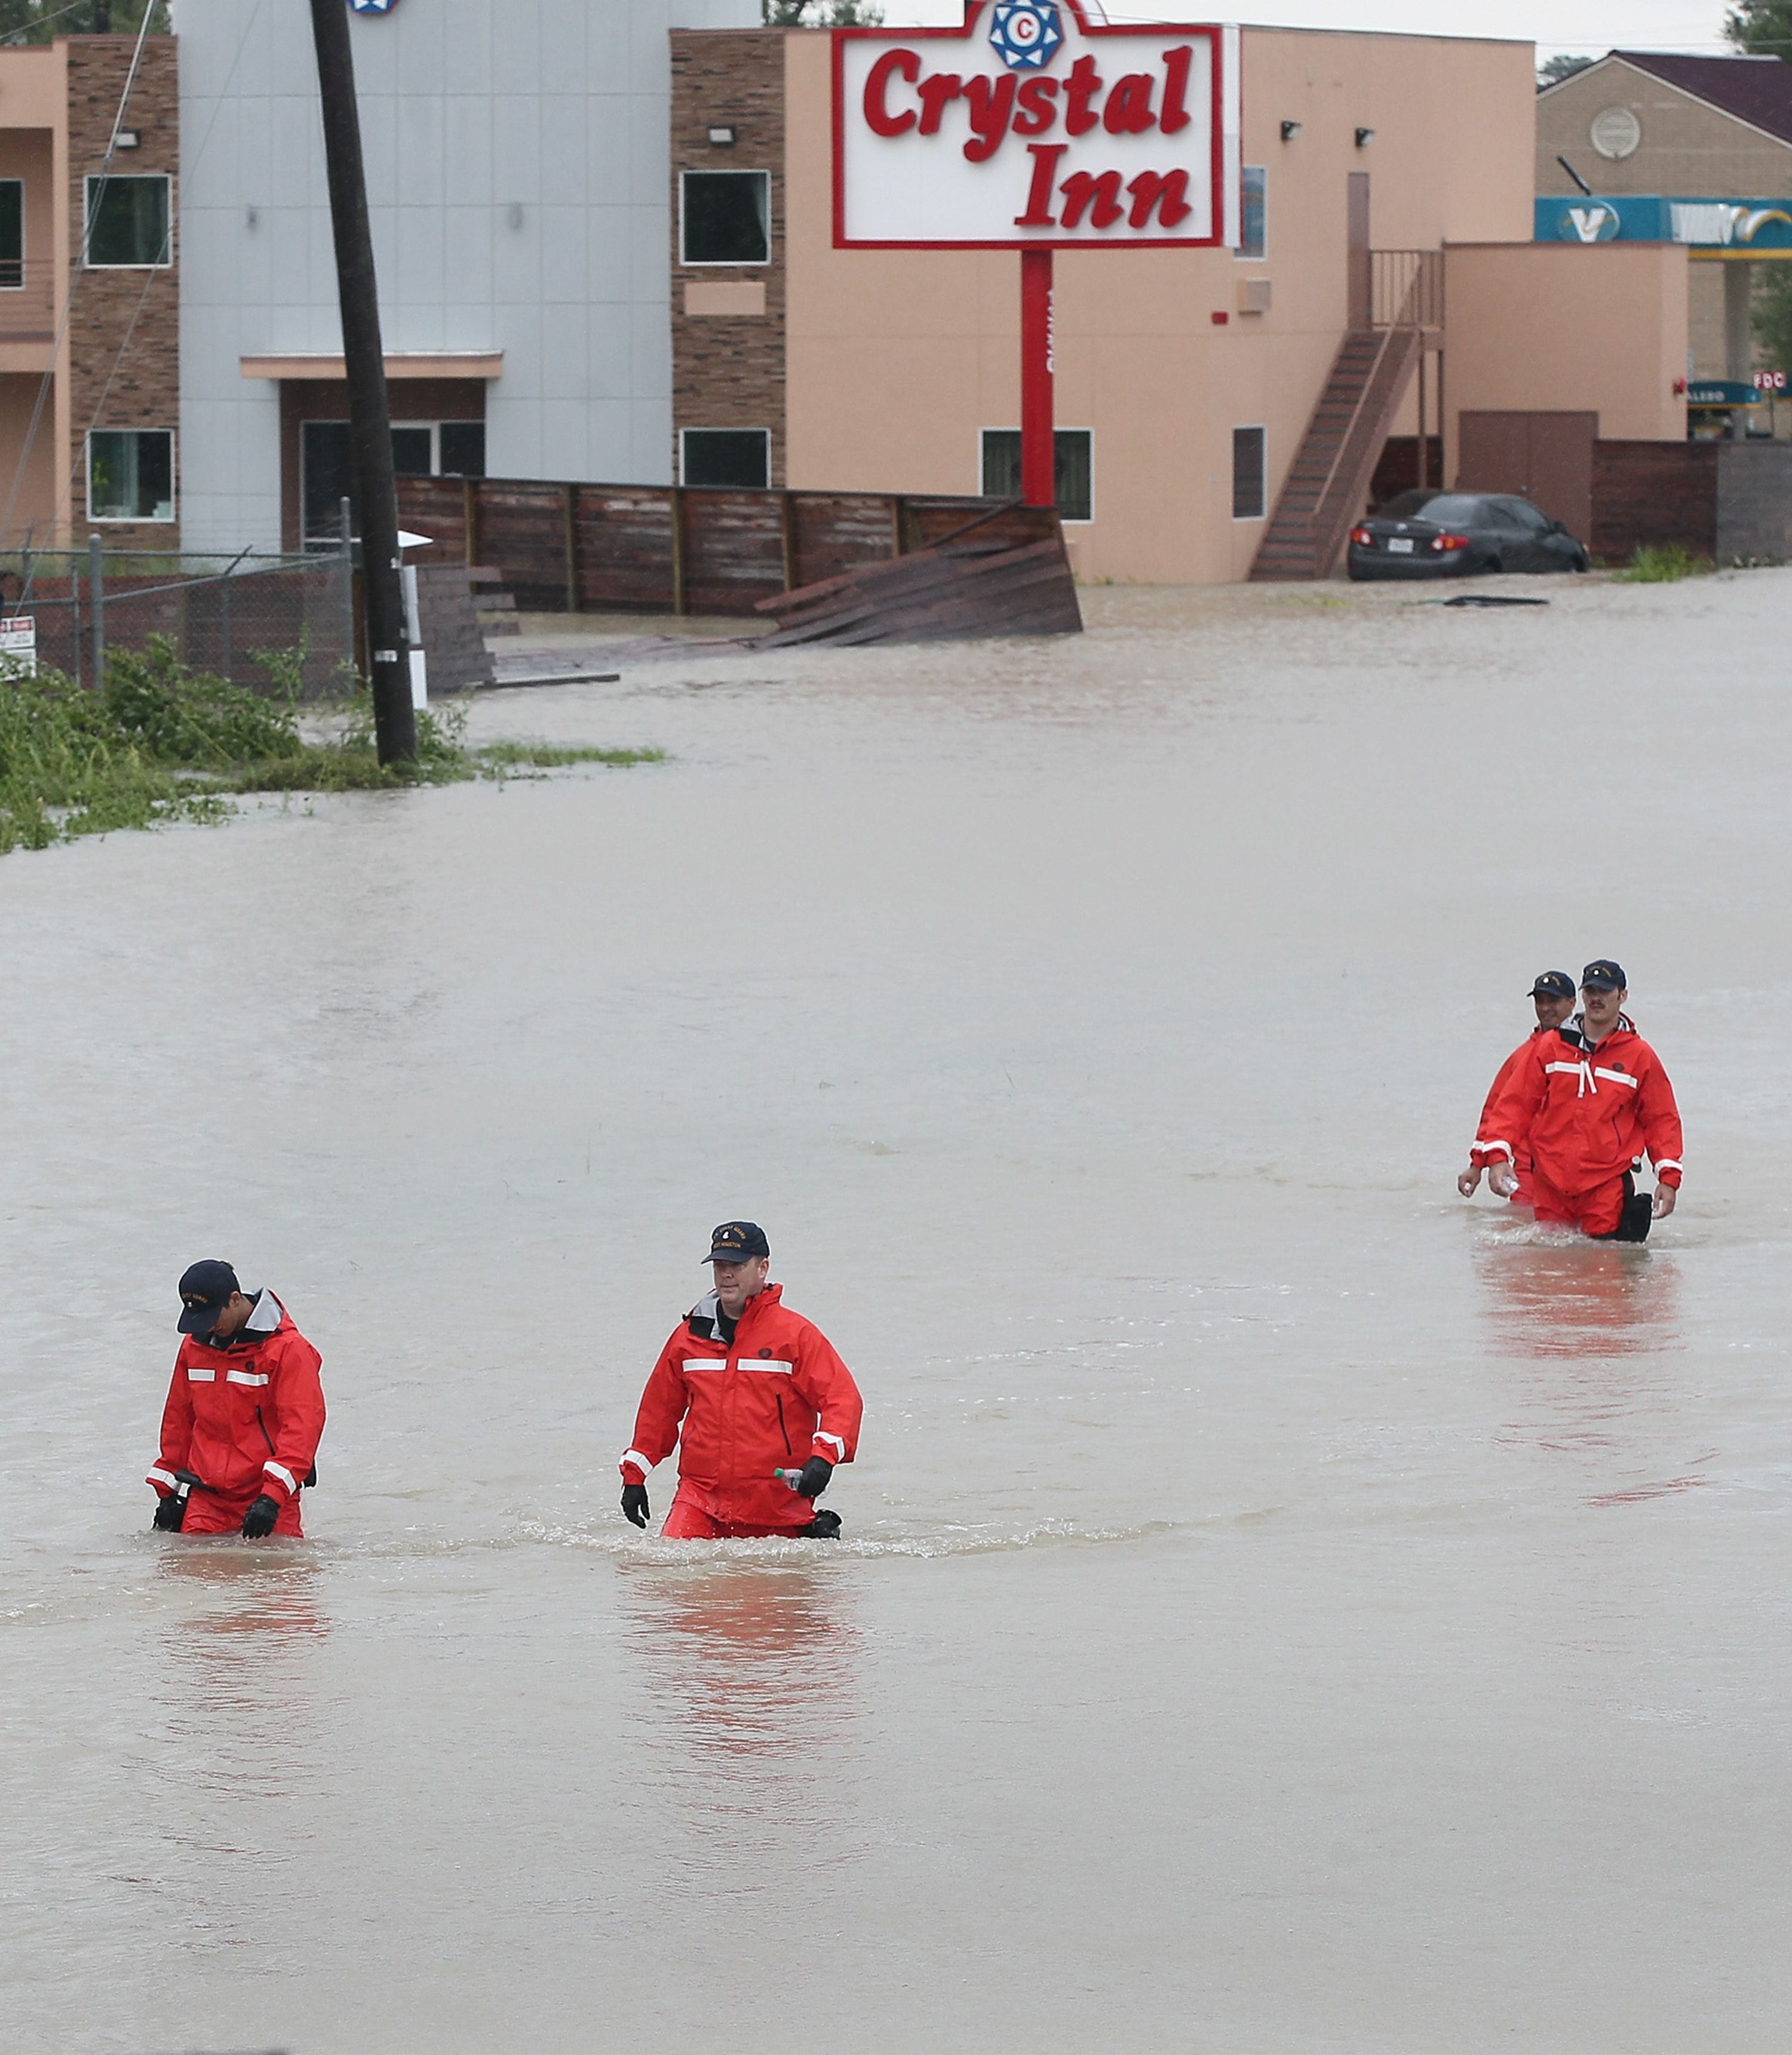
[0,615,38,675]
[834,2,1238,251]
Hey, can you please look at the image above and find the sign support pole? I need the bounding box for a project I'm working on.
[1020,247,1054,509]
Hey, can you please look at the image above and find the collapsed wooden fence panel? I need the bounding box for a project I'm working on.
[395,475,1077,622]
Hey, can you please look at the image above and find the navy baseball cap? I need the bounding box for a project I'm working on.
[704,1221,769,1264]
[1529,970,1575,1000]
[177,1260,240,1335]
[1581,959,1627,991]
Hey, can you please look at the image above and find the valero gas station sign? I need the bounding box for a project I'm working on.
[835,2,1238,249]
[1537,194,1792,253]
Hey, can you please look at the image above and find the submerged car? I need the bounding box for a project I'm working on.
[1347,490,1590,580]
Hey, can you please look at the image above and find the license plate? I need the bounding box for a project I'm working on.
[1386,537,1414,554]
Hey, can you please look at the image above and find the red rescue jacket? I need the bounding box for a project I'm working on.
[1472,1016,1684,1199]
[147,1292,326,1509]
[1477,1028,1550,1182]
[621,1283,863,1530]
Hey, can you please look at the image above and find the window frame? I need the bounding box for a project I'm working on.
[0,178,23,290]
[978,426,1096,524]
[83,172,173,270]
[1231,424,1268,522]
[1236,164,1267,262]
[679,168,772,269]
[679,426,772,489]
[85,426,176,524]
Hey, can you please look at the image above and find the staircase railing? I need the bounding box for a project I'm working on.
[1371,248,1444,332]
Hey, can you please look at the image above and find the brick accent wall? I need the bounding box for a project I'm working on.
[66,35,179,549]
[670,31,787,487]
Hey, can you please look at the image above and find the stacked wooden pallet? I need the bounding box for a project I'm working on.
[753,513,1082,647]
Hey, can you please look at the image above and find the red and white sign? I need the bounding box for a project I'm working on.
[834,2,1239,251]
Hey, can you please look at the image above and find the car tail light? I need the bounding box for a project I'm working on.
[1349,526,1373,546]
[1429,533,1470,552]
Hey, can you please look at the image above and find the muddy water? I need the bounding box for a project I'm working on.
[3,573,1790,2053]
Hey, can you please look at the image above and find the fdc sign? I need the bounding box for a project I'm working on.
[834,2,1239,250]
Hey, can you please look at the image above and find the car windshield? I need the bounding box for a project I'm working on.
[1401,494,1486,526]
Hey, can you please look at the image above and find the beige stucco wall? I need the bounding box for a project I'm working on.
[1443,242,1689,466]
[784,24,1536,584]
[1537,57,1792,199]
[0,45,70,545]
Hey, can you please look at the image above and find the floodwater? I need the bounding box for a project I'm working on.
[3,573,1790,2053]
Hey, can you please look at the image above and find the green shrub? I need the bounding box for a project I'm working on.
[1616,544,1713,583]
[0,641,665,855]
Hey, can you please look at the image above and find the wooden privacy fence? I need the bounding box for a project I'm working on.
[393,475,1071,619]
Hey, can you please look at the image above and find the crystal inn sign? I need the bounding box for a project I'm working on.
[835,3,1238,505]
[835,2,1238,249]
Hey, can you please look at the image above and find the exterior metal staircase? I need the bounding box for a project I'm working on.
[1250,251,1440,582]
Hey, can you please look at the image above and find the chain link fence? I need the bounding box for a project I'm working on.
[0,540,357,699]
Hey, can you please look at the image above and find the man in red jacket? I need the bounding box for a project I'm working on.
[1466,961,1683,1240]
[621,1221,863,1540]
[1458,970,1579,1206]
[146,1261,326,1538]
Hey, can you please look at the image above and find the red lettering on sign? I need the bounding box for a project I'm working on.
[1060,168,1125,229]
[863,48,920,137]
[1159,46,1193,135]
[963,74,1017,162]
[1012,75,1059,137]
[1014,143,1067,227]
[1126,168,1192,229]
[1103,73,1157,135]
[1063,56,1103,137]
[916,72,965,135]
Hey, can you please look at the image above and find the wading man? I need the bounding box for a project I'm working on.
[1459,970,1579,1207]
[1465,962,1683,1240]
[620,1222,863,1540]
[146,1262,326,1538]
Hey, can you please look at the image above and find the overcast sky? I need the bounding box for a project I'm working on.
[877,1,1738,63]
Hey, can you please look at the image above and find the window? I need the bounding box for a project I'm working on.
[1238,165,1266,260]
[88,429,174,521]
[681,171,770,265]
[0,180,21,290]
[85,174,171,268]
[1232,426,1266,520]
[681,428,769,489]
[980,428,1094,523]
[302,420,486,545]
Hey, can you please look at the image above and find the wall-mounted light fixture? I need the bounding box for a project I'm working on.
[1354,127,1376,148]
[1279,120,1301,142]
[113,129,140,149]
[708,125,737,146]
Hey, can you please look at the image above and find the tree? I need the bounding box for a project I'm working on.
[0,0,169,40]
[762,0,883,23]
[1726,1,1792,53]
[1754,266,1792,378]
[1538,54,1594,88]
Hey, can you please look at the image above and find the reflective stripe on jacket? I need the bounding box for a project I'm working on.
[621,1283,863,1529]
[146,1291,325,1507]
[1472,1018,1684,1198]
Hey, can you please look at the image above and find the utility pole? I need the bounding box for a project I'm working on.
[308,0,415,764]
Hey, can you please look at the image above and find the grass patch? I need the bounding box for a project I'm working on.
[1615,543,1714,583]
[0,637,664,856]
[474,741,667,772]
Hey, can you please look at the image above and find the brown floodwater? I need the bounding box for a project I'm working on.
[2,572,1790,2052]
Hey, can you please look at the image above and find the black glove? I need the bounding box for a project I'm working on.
[794,1455,833,1500]
[152,1492,186,1532]
[621,1483,650,1529]
[240,1495,280,1540]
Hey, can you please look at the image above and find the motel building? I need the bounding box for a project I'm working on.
[0,5,1738,584]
